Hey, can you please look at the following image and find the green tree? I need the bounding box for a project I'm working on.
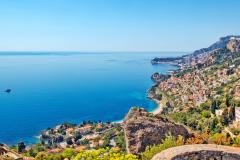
[60,148,76,159]
[140,135,180,160]
[211,100,217,114]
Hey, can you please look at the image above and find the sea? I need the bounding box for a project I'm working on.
[0,52,186,145]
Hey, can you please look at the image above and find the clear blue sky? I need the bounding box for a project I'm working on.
[0,0,239,52]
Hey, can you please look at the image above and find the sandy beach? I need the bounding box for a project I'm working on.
[151,100,163,115]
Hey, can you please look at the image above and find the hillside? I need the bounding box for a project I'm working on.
[124,108,190,154]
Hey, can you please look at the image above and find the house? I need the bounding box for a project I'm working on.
[235,107,240,122]
[215,109,224,117]
[89,141,98,148]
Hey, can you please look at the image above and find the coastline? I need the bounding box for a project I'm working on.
[113,101,163,124]
[4,57,177,146]
[151,100,163,115]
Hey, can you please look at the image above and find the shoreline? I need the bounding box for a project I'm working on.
[5,62,175,146]
[151,99,163,115]
[113,101,163,124]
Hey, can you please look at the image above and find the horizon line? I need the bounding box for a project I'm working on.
[0,50,192,53]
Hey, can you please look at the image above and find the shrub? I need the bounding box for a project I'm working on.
[140,135,181,160]
[73,147,138,160]
[60,148,76,159]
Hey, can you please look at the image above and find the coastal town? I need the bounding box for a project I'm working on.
[39,121,125,151]
[1,35,240,160]
[157,59,240,110]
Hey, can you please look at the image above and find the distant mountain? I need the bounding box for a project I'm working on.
[192,35,240,56]
[151,35,240,68]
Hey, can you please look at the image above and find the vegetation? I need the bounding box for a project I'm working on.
[168,93,240,135]
[28,147,138,160]
[140,135,184,160]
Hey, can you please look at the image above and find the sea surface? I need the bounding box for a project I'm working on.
[0,52,185,145]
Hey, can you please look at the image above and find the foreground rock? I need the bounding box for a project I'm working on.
[124,108,190,154]
[0,143,23,160]
[152,144,240,160]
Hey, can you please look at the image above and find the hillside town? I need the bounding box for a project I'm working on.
[157,60,240,110]
[39,121,124,151]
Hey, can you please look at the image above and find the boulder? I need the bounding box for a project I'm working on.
[124,108,190,154]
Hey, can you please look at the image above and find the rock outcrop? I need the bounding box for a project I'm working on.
[124,108,190,154]
[227,37,240,53]
[0,143,23,160]
[152,144,240,160]
[151,72,170,83]
[193,35,240,56]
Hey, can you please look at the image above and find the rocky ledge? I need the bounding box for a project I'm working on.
[124,108,190,154]
[152,144,240,160]
[151,57,182,65]
[151,72,170,83]
[0,143,23,160]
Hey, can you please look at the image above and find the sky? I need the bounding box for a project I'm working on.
[0,0,240,52]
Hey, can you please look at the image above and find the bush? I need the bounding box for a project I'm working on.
[73,148,138,160]
[209,133,230,145]
[140,135,181,160]
[201,110,211,118]
[60,148,76,159]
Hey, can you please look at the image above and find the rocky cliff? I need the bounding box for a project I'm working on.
[124,108,190,154]
[227,37,240,53]
[192,35,240,56]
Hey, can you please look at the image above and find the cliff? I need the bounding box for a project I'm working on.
[192,35,240,56]
[124,108,190,154]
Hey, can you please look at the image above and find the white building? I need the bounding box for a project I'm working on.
[215,109,224,117]
[235,107,240,122]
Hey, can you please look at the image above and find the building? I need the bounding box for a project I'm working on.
[235,107,240,122]
[215,109,224,117]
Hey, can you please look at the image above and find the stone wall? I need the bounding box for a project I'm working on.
[152,144,240,160]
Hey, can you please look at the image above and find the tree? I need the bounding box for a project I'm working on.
[211,100,217,114]
[201,110,211,118]
[25,148,37,157]
[35,152,48,160]
[18,142,26,153]
[66,137,73,145]
[210,117,218,132]
[229,106,235,121]
[140,135,179,160]
[226,94,232,107]
[73,131,82,141]
[61,148,76,159]
[220,108,229,126]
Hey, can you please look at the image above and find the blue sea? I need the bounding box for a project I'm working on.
[0,52,185,145]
